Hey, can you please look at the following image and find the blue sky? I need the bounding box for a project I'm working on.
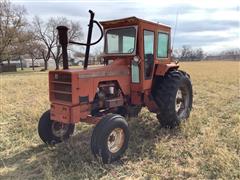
[13,0,240,53]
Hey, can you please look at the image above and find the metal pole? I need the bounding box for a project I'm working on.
[57,26,69,69]
[84,10,95,69]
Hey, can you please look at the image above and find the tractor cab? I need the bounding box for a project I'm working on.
[100,17,177,105]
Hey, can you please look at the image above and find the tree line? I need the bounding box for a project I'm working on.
[0,0,83,70]
[173,46,240,61]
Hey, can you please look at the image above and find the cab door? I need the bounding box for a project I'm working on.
[143,30,155,81]
[130,29,155,105]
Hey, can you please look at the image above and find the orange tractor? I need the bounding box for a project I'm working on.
[38,10,192,163]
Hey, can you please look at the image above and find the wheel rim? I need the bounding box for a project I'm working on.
[175,87,190,119]
[51,121,69,138]
[107,128,125,153]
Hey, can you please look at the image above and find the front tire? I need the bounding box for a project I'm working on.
[152,70,193,128]
[38,110,75,145]
[91,114,129,164]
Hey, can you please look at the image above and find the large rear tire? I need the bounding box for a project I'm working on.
[152,70,193,128]
[38,110,75,145]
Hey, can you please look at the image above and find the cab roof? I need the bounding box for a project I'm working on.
[100,16,171,30]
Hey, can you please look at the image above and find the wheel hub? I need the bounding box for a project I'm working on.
[107,128,125,153]
[175,89,183,112]
[175,88,189,119]
[51,122,69,138]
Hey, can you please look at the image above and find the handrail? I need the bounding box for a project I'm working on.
[69,20,103,46]
[57,10,104,70]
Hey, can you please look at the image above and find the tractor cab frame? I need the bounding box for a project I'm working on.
[100,16,179,106]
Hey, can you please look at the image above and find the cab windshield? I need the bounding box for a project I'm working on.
[105,27,136,54]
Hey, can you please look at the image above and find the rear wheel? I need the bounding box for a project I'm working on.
[38,110,75,144]
[91,114,129,164]
[152,70,193,128]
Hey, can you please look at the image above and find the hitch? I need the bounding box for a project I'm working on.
[57,10,103,70]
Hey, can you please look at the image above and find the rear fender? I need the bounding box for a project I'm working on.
[155,63,179,76]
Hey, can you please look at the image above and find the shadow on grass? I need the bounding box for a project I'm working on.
[126,114,181,162]
[1,114,182,179]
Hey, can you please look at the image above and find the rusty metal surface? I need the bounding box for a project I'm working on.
[100,16,171,30]
[50,104,71,123]
[155,63,179,76]
[78,68,129,79]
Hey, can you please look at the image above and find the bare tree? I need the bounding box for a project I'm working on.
[33,16,83,70]
[220,48,240,60]
[0,0,27,64]
[194,48,204,60]
[25,37,43,70]
[174,45,204,61]
[181,45,192,61]
[51,18,83,69]
[32,16,54,70]
[92,46,104,64]
[10,30,36,70]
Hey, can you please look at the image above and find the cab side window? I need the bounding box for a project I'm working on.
[144,30,154,79]
[157,33,169,58]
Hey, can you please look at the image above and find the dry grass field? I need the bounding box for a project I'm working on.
[0,61,239,179]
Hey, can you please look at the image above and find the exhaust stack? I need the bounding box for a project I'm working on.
[57,26,69,70]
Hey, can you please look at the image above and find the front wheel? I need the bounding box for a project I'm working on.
[38,110,75,145]
[152,70,193,128]
[91,114,129,164]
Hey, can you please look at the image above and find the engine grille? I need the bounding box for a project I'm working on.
[50,73,72,102]
[53,73,71,82]
[54,93,72,102]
